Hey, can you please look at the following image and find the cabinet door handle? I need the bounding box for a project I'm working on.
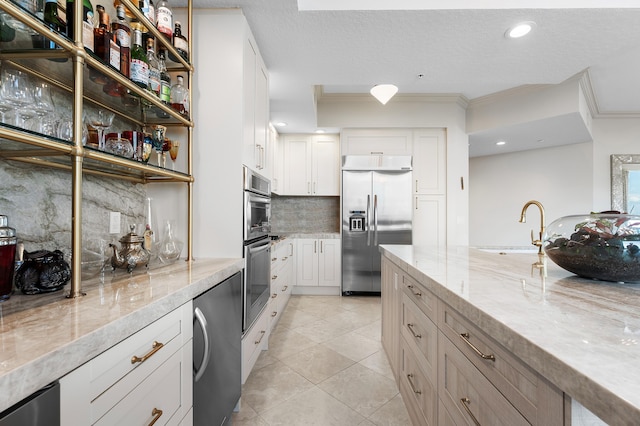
[416,179,419,192]
[148,408,163,426]
[314,240,317,253]
[193,307,211,382]
[131,341,164,364]
[271,311,277,317]
[272,293,277,298]
[320,240,323,253]
[460,398,482,426]
[407,323,422,339]
[459,332,496,361]
[281,285,288,292]
[255,330,266,345]
[308,182,311,194]
[313,181,316,194]
[407,284,422,297]
[406,373,421,395]
[272,275,278,280]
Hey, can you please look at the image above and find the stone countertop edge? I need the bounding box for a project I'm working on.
[272,233,340,240]
[379,244,640,425]
[0,257,243,412]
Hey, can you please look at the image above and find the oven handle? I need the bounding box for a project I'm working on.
[249,239,271,254]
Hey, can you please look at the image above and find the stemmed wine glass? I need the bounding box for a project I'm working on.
[86,109,114,150]
[0,68,34,128]
[30,82,55,134]
[169,140,180,170]
[152,125,166,167]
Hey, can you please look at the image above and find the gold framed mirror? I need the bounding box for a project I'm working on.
[611,154,640,214]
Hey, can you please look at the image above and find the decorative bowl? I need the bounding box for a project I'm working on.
[544,213,640,283]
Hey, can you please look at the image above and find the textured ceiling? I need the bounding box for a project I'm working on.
[177,0,640,156]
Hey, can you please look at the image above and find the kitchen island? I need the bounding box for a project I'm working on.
[381,244,640,425]
[0,258,243,413]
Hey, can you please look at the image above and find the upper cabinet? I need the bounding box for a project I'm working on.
[280,133,339,196]
[341,128,413,156]
[243,36,270,177]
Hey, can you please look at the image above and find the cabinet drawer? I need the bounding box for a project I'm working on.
[242,306,270,383]
[438,303,563,424]
[400,336,437,426]
[401,292,437,383]
[439,334,529,426]
[95,342,192,425]
[402,273,437,322]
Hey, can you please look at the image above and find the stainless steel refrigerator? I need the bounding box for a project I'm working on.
[342,155,413,294]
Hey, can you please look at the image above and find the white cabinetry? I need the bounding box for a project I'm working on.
[295,238,341,293]
[282,134,340,196]
[243,36,270,176]
[269,240,294,329]
[60,303,193,425]
[341,129,413,156]
[241,305,270,384]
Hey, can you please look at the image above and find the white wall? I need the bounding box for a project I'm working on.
[469,116,640,248]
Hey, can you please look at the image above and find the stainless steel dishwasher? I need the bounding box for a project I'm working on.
[193,271,242,426]
[0,381,59,425]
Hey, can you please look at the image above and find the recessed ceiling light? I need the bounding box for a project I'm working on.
[505,21,536,39]
[496,141,507,146]
[315,129,325,133]
[274,122,288,127]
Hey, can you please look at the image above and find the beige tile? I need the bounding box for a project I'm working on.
[354,319,382,341]
[318,363,400,417]
[267,327,318,360]
[252,350,279,372]
[281,344,355,384]
[292,318,354,343]
[231,415,270,426]
[359,350,395,381]
[368,393,412,426]
[276,306,322,329]
[232,399,259,421]
[322,330,383,362]
[241,361,314,413]
[260,386,366,425]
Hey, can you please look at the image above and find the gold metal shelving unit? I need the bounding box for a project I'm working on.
[0,0,194,297]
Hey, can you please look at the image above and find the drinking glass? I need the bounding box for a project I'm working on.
[30,82,55,133]
[152,125,166,167]
[0,68,34,128]
[169,140,180,170]
[86,109,114,150]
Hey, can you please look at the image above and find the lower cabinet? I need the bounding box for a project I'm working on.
[60,302,193,426]
[294,238,341,293]
[241,304,270,384]
[381,256,564,426]
[270,240,294,329]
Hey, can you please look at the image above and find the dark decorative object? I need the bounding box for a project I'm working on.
[15,250,71,294]
[544,213,640,283]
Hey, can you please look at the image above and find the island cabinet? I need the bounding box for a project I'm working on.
[381,256,564,426]
[59,302,194,425]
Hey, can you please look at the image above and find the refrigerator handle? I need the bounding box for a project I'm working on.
[193,307,211,383]
[366,194,371,246]
[374,194,379,246]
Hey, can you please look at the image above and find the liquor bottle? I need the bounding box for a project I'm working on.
[155,0,172,42]
[146,36,161,96]
[32,0,66,51]
[170,20,188,62]
[111,4,130,78]
[130,27,149,89]
[158,49,171,104]
[170,75,188,115]
[90,4,110,84]
[66,0,94,52]
[139,0,155,26]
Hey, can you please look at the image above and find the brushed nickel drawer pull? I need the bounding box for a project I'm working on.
[272,275,278,280]
[281,285,288,292]
[255,330,266,345]
[131,341,164,364]
[460,332,496,361]
[460,398,481,426]
[272,293,277,298]
[272,257,277,261]
[406,373,421,395]
[407,284,422,297]
[407,323,422,339]
[271,311,277,317]
[148,408,163,426]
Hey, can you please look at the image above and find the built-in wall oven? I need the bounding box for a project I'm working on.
[243,166,271,332]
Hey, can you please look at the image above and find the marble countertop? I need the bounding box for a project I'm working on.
[0,258,243,412]
[380,245,640,425]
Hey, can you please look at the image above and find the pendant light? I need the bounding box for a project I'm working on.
[370,84,398,105]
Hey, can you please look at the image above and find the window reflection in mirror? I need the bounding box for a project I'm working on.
[611,155,640,214]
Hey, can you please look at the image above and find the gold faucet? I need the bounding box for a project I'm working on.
[519,200,546,255]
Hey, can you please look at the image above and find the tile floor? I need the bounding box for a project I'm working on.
[232,295,411,426]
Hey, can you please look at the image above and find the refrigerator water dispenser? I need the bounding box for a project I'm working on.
[349,211,366,231]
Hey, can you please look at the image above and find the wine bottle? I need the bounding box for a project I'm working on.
[111,4,130,78]
[155,0,172,42]
[90,4,110,84]
[66,0,94,52]
[146,36,161,96]
[130,27,149,89]
[170,20,188,62]
[158,49,171,104]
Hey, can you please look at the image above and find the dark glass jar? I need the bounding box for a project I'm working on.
[0,215,17,301]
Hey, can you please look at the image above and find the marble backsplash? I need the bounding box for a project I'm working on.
[0,160,147,258]
[271,195,340,234]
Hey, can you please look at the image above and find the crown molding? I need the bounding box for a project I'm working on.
[315,86,469,108]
